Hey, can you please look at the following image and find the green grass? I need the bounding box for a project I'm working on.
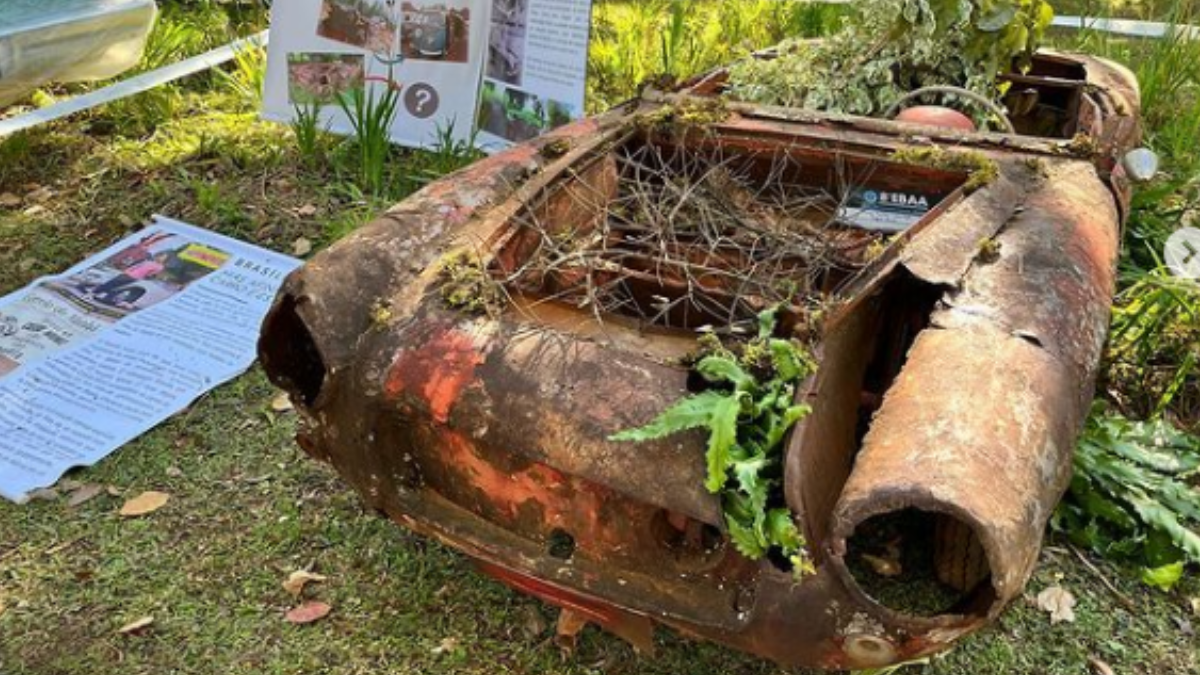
[1,1,1199,673]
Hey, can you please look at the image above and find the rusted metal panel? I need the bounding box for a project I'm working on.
[259,51,1141,669]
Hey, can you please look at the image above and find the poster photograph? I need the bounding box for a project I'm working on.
[287,52,367,105]
[487,0,528,85]
[400,2,472,63]
[317,0,399,52]
[477,80,573,142]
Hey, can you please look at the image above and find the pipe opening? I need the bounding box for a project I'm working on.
[260,294,327,406]
[844,508,995,619]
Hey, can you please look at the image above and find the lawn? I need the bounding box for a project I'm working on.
[1,1,1198,674]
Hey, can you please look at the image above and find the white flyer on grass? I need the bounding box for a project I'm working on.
[261,0,592,151]
[0,215,301,503]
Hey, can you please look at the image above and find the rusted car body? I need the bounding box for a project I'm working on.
[259,52,1142,669]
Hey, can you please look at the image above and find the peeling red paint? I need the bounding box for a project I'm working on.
[385,327,483,423]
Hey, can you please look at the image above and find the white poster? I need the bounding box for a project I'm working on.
[0,216,301,503]
[476,0,591,149]
[262,0,592,151]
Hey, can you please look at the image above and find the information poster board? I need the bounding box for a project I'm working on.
[262,0,593,152]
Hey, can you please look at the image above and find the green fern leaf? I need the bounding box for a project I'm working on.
[766,508,803,555]
[726,514,767,559]
[697,355,756,392]
[608,391,728,442]
[704,394,743,493]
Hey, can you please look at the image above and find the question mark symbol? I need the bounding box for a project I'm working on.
[415,89,432,113]
[405,83,438,119]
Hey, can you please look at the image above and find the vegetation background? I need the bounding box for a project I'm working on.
[0,1,1197,673]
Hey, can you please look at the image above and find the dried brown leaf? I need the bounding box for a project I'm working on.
[431,637,459,655]
[555,608,589,654]
[1036,585,1077,624]
[282,570,328,597]
[118,616,154,634]
[27,487,59,501]
[296,203,318,217]
[285,601,332,624]
[271,392,295,412]
[119,491,170,517]
[861,553,902,577]
[292,237,313,257]
[1088,656,1115,675]
[0,192,21,208]
[67,484,104,508]
[518,604,548,640]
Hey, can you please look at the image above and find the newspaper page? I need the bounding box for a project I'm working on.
[261,0,591,151]
[477,0,593,150]
[0,215,300,503]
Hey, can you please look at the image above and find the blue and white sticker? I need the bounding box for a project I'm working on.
[839,187,934,233]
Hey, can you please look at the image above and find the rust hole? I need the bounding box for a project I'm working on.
[547,528,576,560]
[844,508,995,619]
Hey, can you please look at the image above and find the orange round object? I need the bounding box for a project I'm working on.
[895,106,977,131]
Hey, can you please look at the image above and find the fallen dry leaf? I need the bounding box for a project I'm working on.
[431,637,459,655]
[165,466,184,478]
[1088,656,1115,675]
[285,601,332,624]
[118,616,154,634]
[27,487,59,501]
[119,491,170,517]
[555,608,590,654]
[26,187,53,203]
[282,570,328,597]
[296,203,318,217]
[292,237,313,257]
[67,484,104,508]
[1036,585,1077,624]
[518,604,548,640]
[1191,596,1200,617]
[861,553,902,577]
[0,192,21,208]
[271,392,295,412]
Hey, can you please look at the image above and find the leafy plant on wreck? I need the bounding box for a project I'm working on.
[1055,406,1200,591]
[611,307,817,577]
[726,0,1056,126]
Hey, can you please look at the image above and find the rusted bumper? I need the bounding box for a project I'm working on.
[259,53,1139,669]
